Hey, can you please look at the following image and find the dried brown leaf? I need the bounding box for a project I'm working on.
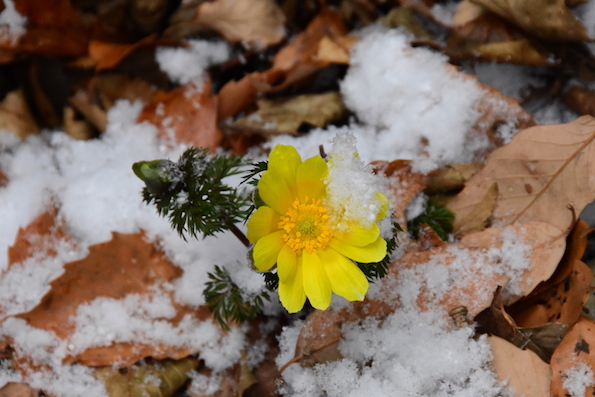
[193,0,286,47]
[425,162,484,194]
[453,0,486,26]
[217,7,347,120]
[9,232,213,367]
[448,116,595,234]
[550,316,595,396]
[0,89,39,140]
[96,357,199,397]
[451,182,498,236]
[563,86,595,117]
[488,335,551,397]
[0,382,38,397]
[470,0,590,41]
[230,91,346,135]
[138,80,222,150]
[316,35,360,65]
[447,14,554,65]
[507,259,592,328]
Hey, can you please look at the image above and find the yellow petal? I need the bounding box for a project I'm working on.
[328,237,387,263]
[246,206,281,243]
[302,250,332,310]
[252,230,285,271]
[334,223,380,247]
[376,192,389,222]
[277,244,297,283]
[258,170,294,214]
[296,155,328,202]
[269,145,302,189]
[278,261,306,313]
[319,247,369,301]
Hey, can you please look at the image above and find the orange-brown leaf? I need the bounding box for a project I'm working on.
[550,316,595,396]
[138,80,223,151]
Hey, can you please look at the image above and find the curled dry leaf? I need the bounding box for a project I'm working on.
[229,91,346,135]
[193,0,285,47]
[446,14,554,65]
[488,335,551,397]
[96,357,199,397]
[475,287,569,363]
[448,115,595,235]
[453,0,486,26]
[469,0,590,41]
[138,80,223,151]
[550,316,595,397]
[507,259,592,328]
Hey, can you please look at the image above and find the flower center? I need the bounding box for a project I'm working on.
[278,197,332,253]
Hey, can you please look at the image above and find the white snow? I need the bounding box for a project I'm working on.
[0,0,26,44]
[563,362,595,397]
[155,39,231,86]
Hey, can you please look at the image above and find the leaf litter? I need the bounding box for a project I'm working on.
[1,0,595,396]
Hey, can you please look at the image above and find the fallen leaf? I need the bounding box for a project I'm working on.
[316,35,360,65]
[470,0,590,41]
[447,116,595,234]
[68,90,108,133]
[138,80,223,150]
[0,89,39,140]
[563,86,595,117]
[0,382,38,397]
[475,287,569,362]
[380,7,434,40]
[229,91,346,135]
[446,14,554,65]
[0,0,91,60]
[89,35,184,71]
[507,259,592,328]
[488,335,551,397]
[63,106,95,140]
[96,357,199,397]
[217,7,348,120]
[192,0,286,48]
[383,221,566,318]
[453,0,486,26]
[425,162,484,194]
[8,232,213,367]
[450,182,498,237]
[92,74,159,111]
[550,316,595,396]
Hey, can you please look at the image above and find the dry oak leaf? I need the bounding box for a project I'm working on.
[229,91,346,135]
[550,316,595,397]
[447,115,595,236]
[488,335,551,397]
[10,232,211,367]
[138,80,222,151]
[193,0,285,48]
[563,86,595,118]
[470,0,590,41]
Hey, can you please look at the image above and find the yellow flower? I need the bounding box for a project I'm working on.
[246,144,388,313]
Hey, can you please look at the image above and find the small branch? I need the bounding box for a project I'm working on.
[230,223,250,247]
